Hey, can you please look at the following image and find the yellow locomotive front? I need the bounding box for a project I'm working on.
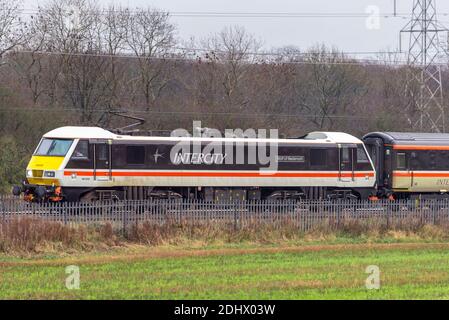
[13,126,118,202]
[13,137,73,202]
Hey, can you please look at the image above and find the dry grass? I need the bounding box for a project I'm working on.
[2,216,449,254]
[128,220,313,245]
[0,218,84,252]
[306,217,449,240]
[0,218,122,253]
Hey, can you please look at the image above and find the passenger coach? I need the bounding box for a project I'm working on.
[13,127,376,202]
[363,132,449,199]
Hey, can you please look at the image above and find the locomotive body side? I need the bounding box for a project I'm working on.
[14,127,376,202]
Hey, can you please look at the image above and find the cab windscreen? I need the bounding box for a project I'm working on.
[35,139,73,156]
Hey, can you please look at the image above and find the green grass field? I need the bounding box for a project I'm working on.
[2,242,449,299]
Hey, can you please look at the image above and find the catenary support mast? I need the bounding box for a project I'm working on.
[401,0,448,132]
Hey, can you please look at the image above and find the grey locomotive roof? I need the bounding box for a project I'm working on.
[363,132,449,145]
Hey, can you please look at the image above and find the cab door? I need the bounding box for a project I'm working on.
[92,139,112,181]
[338,144,355,182]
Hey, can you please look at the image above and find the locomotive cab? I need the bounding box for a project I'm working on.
[13,127,116,202]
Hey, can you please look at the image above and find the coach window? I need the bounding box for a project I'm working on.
[437,151,449,170]
[310,149,327,166]
[428,151,437,170]
[409,151,419,170]
[126,146,145,165]
[71,140,89,160]
[397,153,406,170]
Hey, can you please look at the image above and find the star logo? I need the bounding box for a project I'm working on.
[153,148,164,163]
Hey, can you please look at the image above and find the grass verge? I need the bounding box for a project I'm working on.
[2,217,449,254]
[1,242,449,299]
[1,217,449,299]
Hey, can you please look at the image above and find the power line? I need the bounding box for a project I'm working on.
[126,12,411,19]
[10,49,411,66]
[13,38,411,58]
[173,46,407,57]
[0,107,373,119]
[3,7,445,65]
[8,7,449,19]
[5,8,415,18]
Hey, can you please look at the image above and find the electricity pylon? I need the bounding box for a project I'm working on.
[401,0,448,133]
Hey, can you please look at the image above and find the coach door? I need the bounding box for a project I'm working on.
[338,144,355,182]
[363,138,384,187]
[92,139,112,181]
[395,151,412,189]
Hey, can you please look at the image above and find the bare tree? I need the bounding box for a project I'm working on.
[32,0,113,123]
[0,0,25,66]
[296,46,369,130]
[202,26,261,110]
[125,8,176,110]
[98,5,131,118]
[11,0,99,108]
[10,7,52,105]
[38,0,98,53]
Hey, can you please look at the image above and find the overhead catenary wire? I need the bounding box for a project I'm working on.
[0,107,374,119]
[3,6,447,65]
[10,49,413,66]
[7,8,449,19]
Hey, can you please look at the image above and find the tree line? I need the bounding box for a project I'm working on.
[0,0,444,192]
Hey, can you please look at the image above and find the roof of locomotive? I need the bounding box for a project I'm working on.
[44,127,117,140]
[43,126,363,144]
[363,132,449,145]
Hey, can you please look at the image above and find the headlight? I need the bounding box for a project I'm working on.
[44,171,56,178]
[26,170,33,178]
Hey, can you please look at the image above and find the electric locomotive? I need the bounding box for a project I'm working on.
[12,126,376,202]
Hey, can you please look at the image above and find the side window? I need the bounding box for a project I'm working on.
[397,153,406,170]
[437,151,448,170]
[97,144,108,161]
[341,147,350,163]
[71,140,89,160]
[127,146,145,165]
[410,151,418,169]
[429,151,437,170]
[310,149,327,166]
[357,146,370,163]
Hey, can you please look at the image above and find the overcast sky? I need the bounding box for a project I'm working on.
[21,0,449,54]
